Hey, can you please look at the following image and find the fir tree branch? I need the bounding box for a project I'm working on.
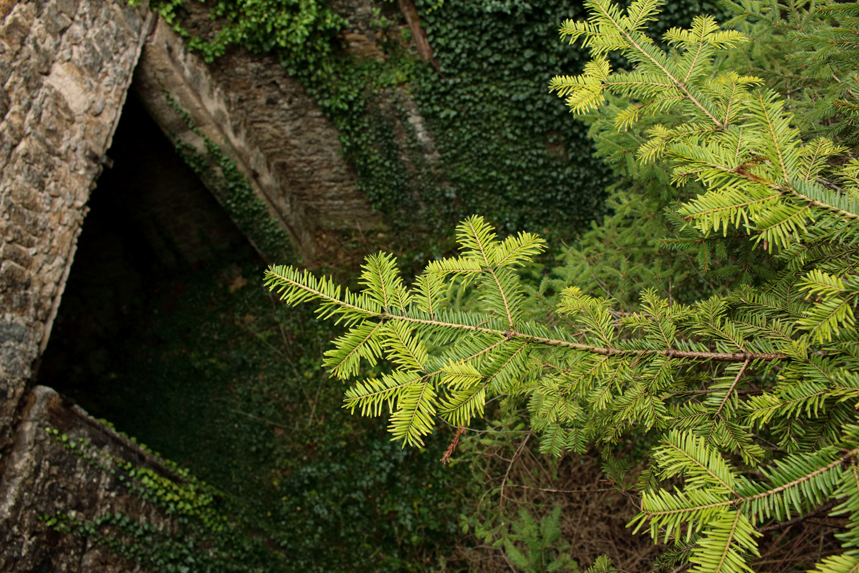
[642,447,859,521]
[381,313,788,361]
[464,217,515,327]
[590,1,725,128]
[753,92,792,182]
[266,267,796,363]
[714,170,859,223]
[714,510,744,573]
[664,436,739,495]
[331,321,384,378]
[783,184,859,221]
[740,448,857,506]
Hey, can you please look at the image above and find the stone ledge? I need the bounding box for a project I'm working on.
[133,16,319,261]
[0,385,183,572]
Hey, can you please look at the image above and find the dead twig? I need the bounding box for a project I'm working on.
[500,433,531,507]
[757,501,838,533]
[441,425,467,465]
[504,483,615,495]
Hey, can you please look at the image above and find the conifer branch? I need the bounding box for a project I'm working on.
[589,1,725,128]
[265,3,859,568]
[641,447,859,523]
[380,314,788,361]
[713,510,744,573]
[465,217,515,327]
[740,448,857,507]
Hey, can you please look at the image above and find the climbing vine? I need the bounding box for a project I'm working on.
[410,0,731,235]
[162,89,296,261]
[42,426,284,572]
[147,0,729,242]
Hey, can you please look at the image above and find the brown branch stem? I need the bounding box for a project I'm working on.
[756,501,838,533]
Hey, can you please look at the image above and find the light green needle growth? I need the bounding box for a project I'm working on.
[266,1,859,570]
[267,216,548,447]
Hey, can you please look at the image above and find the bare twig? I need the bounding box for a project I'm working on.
[500,433,532,507]
[218,401,294,431]
[757,501,838,533]
[307,381,323,427]
[441,426,467,465]
[504,483,615,495]
[715,359,750,419]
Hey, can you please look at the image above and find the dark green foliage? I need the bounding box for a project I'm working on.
[410,0,727,234]
[723,0,859,147]
[52,256,471,572]
[502,506,578,572]
[411,0,612,233]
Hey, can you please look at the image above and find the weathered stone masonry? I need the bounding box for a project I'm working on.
[0,0,181,568]
[133,6,381,243]
[0,0,153,452]
[1,385,180,572]
[0,0,304,563]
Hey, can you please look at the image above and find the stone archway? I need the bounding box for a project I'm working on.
[0,0,379,566]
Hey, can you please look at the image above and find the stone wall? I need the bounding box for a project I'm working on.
[0,0,153,451]
[133,3,381,244]
[0,1,175,568]
[0,0,394,440]
[0,386,180,572]
[0,0,437,567]
[132,16,319,262]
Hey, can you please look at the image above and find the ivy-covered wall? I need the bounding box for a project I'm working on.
[408,0,729,236]
[150,0,729,251]
[412,0,611,234]
[0,385,289,572]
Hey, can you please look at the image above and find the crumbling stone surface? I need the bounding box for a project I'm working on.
[132,16,319,261]
[0,0,152,449]
[134,2,381,241]
[0,386,178,572]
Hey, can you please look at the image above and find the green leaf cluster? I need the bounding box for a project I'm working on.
[42,428,280,573]
[502,506,579,572]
